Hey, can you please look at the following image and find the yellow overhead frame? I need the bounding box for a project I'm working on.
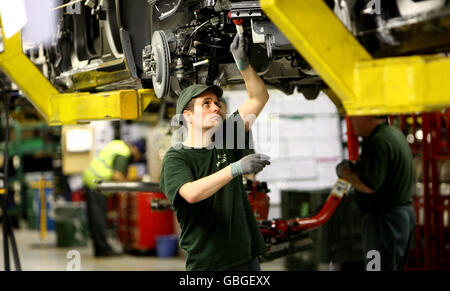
[0,22,156,125]
[260,0,450,115]
[49,89,157,125]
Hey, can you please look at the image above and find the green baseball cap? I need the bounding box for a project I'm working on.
[176,84,223,115]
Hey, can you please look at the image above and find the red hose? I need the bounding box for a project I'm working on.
[288,192,344,232]
[258,180,349,243]
[346,116,359,161]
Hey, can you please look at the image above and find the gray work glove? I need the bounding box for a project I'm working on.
[336,159,352,178]
[230,33,249,71]
[230,153,271,178]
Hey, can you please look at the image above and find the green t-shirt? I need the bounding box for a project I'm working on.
[160,111,267,270]
[350,123,414,213]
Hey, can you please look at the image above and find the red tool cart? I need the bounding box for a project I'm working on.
[117,191,174,252]
[96,182,175,253]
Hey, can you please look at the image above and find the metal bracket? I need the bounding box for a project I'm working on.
[96,181,162,192]
[250,19,291,58]
[229,1,262,19]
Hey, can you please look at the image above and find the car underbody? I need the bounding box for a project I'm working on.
[25,0,450,103]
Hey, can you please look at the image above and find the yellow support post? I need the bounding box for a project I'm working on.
[261,0,450,115]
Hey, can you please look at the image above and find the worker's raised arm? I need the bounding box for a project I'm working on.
[230,34,269,131]
[179,153,271,204]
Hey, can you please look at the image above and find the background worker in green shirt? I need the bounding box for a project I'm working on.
[336,115,415,271]
[160,33,271,271]
[82,139,145,257]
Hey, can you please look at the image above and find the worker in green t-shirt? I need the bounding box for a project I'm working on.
[82,139,145,257]
[160,33,271,271]
[336,115,415,271]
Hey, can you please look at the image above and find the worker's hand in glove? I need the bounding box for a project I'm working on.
[336,159,352,178]
[230,33,249,71]
[230,153,271,178]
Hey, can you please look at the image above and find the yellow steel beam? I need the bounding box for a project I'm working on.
[138,88,160,113]
[0,25,58,120]
[261,0,450,115]
[353,55,450,114]
[49,89,158,125]
[260,0,371,107]
[67,59,131,91]
[0,22,156,125]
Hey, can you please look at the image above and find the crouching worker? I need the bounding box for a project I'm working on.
[82,139,145,257]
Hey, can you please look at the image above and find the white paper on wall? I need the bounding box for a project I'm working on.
[65,129,93,153]
[224,88,344,198]
[89,120,114,153]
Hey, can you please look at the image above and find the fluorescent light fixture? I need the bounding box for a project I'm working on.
[0,0,27,39]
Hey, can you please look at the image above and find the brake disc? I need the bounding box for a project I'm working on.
[150,30,171,98]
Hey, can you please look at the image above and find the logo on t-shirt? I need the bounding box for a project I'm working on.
[216,154,228,168]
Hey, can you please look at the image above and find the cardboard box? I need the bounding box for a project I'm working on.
[61,125,95,175]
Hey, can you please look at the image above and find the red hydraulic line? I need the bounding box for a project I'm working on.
[274,117,356,232]
[288,191,344,232]
[345,116,359,161]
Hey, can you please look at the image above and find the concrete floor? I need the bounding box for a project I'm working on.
[0,227,287,271]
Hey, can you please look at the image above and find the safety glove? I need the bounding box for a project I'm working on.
[336,159,352,178]
[230,153,271,177]
[230,33,250,71]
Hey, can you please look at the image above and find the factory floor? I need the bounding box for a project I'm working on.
[0,226,287,271]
